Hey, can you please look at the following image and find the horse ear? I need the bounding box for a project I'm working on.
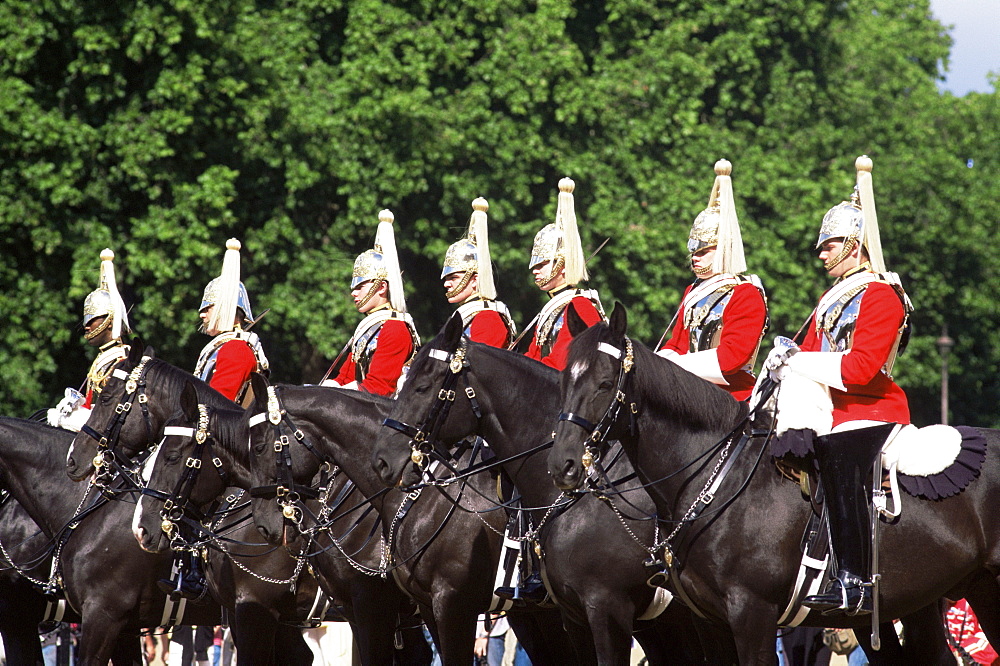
[127,343,145,365]
[566,304,589,337]
[180,381,199,421]
[609,302,628,338]
[250,372,269,407]
[442,311,464,350]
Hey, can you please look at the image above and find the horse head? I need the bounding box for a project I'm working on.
[133,381,237,553]
[372,312,482,488]
[245,373,332,547]
[549,302,632,490]
[67,342,157,481]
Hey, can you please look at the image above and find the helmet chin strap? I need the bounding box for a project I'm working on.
[357,279,385,310]
[84,314,113,341]
[824,236,858,271]
[535,256,565,289]
[445,270,475,299]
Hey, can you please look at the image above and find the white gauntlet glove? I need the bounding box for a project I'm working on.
[47,388,87,430]
[763,336,800,382]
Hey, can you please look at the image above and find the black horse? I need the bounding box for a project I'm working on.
[243,373,580,666]
[548,305,993,664]
[70,344,421,665]
[133,380,431,666]
[370,313,741,665]
[0,417,223,665]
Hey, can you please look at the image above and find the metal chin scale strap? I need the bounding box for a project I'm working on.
[381,337,482,475]
[557,337,637,474]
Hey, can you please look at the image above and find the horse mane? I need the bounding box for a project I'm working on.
[571,322,745,433]
[206,404,249,461]
[146,358,233,408]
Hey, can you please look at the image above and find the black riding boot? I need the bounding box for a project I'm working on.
[802,423,894,616]
[157,550,207,601]
[494,508,547,606]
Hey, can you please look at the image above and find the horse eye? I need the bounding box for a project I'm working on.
[598,381,614,391]
[164,450,181,463]
[413,385,429,395]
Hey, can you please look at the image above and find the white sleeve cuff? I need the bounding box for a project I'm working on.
[669,349,729,386]
[320,379,340,387]
[786,351,847,392]
[341,381,359,391]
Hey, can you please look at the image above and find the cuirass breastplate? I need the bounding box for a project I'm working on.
[355,323,383,381]
[818,288,865,353]
[686,286,735,353]
[540,311,566,359]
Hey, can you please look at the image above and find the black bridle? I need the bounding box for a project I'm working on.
[380,337,483,473]
[557,337,637,473]
[150,404,230,545]
[247,385,332,525]
[77,356,154,481]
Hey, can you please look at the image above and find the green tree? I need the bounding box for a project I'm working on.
[1,0,996,427]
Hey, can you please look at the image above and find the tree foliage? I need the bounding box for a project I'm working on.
[1,0,996,426]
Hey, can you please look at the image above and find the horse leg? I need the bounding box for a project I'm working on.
[428,592,477,666]
[109,632,143,666]
[555,614,599,666]
[506,607,581,666]
[348,584,400,666]
[0,593,45,666]
[856,622,905,665]
[728,601,781,665]
[577,597,632,666]
[897,601,953,666]
[74,615,129,666]
[232,601,278,666]
[274,623,314,665]
[965,573,1000,648]
[393,606,433,666]
[637,603,737,666]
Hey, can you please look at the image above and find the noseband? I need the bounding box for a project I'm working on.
[154,404,229,543]
[381,337,482,470]
[557,337,637,471]
[248,386,330,525]
[78,356,154,479]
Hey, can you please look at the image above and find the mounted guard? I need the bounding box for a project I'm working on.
[524,177,605,369]
[194,238,269,405]
[441,197,517,347]
[47,248,132,431]
[766,155,913,616]
[656,159,768,401]
[321,210,419,395]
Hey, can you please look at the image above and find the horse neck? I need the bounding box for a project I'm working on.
[626,354,746,508]
[211,414,253,488]
[0,420,91,537]
[469,349,562,507]
[286,391,390,513]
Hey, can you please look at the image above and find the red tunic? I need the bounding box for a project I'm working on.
[800,281,909,427]
[467,309,510,348]
[525,296,603,371]
[660,282,767,401]
[947,599,999,665]
[209,339,258,402]
[333,318,414,396]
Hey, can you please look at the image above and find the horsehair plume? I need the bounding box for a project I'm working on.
[209,238,242,334]
[100,248,131,338]
[471,197,496,300]
[558,177,588,285]
[855,155,886,273]
[710,159,747,275]
[377,210,408,313]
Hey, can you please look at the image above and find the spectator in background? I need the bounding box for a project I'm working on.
[947,598,999,665]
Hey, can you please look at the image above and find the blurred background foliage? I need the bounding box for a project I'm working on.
[1,0,996,426]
